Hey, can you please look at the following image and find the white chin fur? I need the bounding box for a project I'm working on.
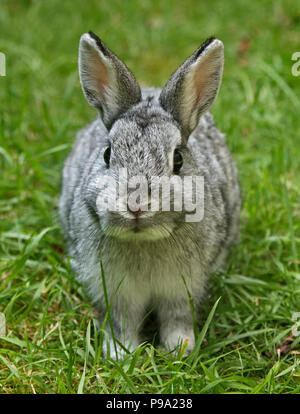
[103,224,174,241]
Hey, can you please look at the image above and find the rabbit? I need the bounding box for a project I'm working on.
[59,31,241,360]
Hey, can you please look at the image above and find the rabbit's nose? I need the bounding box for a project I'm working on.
[128,207,143,219]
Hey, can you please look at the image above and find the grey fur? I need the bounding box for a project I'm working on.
[59,32,241,359]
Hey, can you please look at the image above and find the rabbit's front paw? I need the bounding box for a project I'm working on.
[103,340,127,361]
[161,328,195,356]
[102,337,140,361]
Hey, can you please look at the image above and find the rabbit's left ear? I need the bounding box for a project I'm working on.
[159,37,224,138]
[79,32,141,129]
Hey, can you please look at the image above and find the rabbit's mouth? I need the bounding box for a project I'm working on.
[97,208,180,241]
[101,220,175,242]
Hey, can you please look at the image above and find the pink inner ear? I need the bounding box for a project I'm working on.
[88,47,109,95]
[192,49,220,102]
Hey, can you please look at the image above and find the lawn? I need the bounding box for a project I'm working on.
[0,0,300,394]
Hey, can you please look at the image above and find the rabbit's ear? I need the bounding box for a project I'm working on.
[79,32,141,129]
[159,37,224,138]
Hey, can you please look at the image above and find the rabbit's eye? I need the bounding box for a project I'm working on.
[173,149,183,174]
[103,147,111,167]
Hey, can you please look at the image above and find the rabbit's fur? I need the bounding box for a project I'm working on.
[59,32,241,359]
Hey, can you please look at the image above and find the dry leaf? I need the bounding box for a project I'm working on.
[276,334,295,356]
[237,37,251,66]
[237,37,251,55]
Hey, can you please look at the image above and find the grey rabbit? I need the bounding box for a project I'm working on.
[59,31,241,359]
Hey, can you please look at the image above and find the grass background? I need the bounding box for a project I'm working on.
[0,0,300,394]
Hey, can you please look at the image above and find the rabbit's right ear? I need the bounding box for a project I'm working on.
[159,37,224,139]
[79,32,141,129]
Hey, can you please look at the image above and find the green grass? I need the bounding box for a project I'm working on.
[0,0,300,394]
